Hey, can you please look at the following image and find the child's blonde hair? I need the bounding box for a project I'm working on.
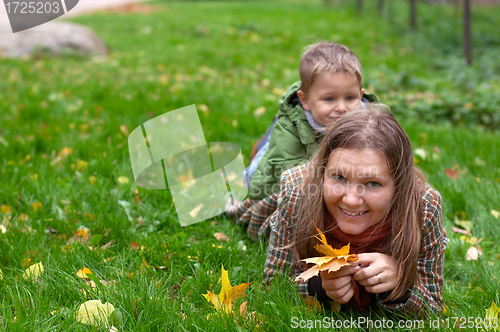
[299,41,363,93]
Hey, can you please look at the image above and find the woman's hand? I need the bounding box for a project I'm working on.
[320,265,360,303]
[353,253,397,293]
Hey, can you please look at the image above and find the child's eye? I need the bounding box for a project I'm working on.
[325,97,334,102]
[367,181,381,188]
[346,96,355,101]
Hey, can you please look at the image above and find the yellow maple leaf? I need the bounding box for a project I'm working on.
[1,205,11,214]
[485,300,500,330]
[31,202,42,211]
[295,227,358,282]
[117,176,129,185]
[203,265,251,314]
[178,169,196,190]
[77,267,93,279]
[75,300,115,327]
[60,147,73,157]
[486,300,500,319]
[76,227,90,241]
[23,262,44,280]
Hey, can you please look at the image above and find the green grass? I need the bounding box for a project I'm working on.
[1,0,500,330]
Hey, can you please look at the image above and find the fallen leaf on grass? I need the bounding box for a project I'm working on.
[444,168,458,179]
[189,204,203,218]
[0,224,6,234]
[0,268,3,280]
[203,265,251,314]
[451,227,471,236]
[466,246,482,261]
[119,125,129,137]
[178,170,196,190]
[454,216,473,233]
[485,300,500,326]
[75,160,89,172]
[414,147,427,161]
[295,227,358,282]
[17,213,30,221]
[459,235,480,245]
[101,239,117,250]
[1,205,11,214]
[491,210,499,219]
[198,104,209,113]
[117,176,129,185]
[68,226,90,244]
[253,106,266,117]
[130,242,139,250]
[60,147,73,157]
[214,232,230,242]
[23,262,43,280]
[272,87,285,96]
[31,202,42,211]
[77,267,93,279]
[75,300,115,327]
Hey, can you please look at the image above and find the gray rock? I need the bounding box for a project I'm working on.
[0,20,109,58]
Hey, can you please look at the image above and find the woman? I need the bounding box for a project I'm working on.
[264,105,448,316]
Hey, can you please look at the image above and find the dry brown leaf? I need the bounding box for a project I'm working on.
[444,168,458,179]
[466,246,482,261]
[214,232,230,242]
[295,227,358,282]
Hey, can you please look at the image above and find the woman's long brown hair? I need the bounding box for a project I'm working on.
[294,104,424,302]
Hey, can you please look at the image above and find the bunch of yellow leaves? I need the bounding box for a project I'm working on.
[203,265,251,314]
[295,227,359,282]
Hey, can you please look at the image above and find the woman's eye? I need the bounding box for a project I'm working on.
[332,174,346,181]
[368,181,381,188]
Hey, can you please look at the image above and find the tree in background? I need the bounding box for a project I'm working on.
[464,0,472,64]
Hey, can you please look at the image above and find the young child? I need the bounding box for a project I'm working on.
[264,107,448,315]
[247,41,377,199]
[228,42,377,240]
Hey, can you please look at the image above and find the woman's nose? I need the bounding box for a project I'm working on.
[342,186,363,206]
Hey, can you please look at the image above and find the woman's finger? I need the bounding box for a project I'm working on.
[321,274,352,291]
[356,271,383,287]
[320,265,360,280]
[326,280,354,304]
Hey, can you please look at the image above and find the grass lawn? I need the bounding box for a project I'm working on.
[1,0,500,330]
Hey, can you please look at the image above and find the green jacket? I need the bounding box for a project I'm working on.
[248,81,377,200]
[248,81,320,199]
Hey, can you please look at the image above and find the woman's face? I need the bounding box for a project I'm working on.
[323,148,396,235]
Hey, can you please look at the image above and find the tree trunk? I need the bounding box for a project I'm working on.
[464,0,472,65]
[410,0,417,30]
[322,0,332,7]
[378,0,384,12]
[357,0,363,11]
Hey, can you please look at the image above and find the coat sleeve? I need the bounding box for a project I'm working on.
[263,168,309,299]
[248,119,309,200]
[377,186,448,316]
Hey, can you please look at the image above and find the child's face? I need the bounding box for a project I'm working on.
[298,72,364,127]
[323,148,395,235]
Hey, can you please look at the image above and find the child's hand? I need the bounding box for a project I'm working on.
[320,265,360,303]
[352,253,397,294]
